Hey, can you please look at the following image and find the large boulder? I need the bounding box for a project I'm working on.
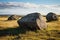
[46,12,58,22]
[17,12,47,31]
[8,15,17,20]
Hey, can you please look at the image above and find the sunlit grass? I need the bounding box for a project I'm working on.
[0,16,60,40]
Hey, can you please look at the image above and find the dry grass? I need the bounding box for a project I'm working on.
[0,20,18,29]
[0,17,19,29]
[0,16,60,40]
[47,21,60,30]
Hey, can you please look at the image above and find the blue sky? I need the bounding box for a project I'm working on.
[0,0,60,15]
[0,0,60,5]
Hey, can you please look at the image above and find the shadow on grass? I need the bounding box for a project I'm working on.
[0,26,38,37]
[0,26,27,37]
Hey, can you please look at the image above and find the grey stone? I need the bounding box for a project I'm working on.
[8,15,17,20]
[17,12,47,31]
[46,12,58,22]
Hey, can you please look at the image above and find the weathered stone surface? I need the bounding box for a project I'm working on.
[46,12,58,22]
[17,12,47,31]
[8,15,17,20]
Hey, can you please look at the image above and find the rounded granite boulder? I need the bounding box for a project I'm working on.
[17,12,47,31]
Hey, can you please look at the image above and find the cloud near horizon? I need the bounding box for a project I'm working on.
[0,2,60,15]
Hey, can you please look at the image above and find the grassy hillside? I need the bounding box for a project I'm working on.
[0,16,60,40]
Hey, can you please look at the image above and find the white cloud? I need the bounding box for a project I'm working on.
[0,2,60,15]
[0,2,40,9]
[0,2,60,9]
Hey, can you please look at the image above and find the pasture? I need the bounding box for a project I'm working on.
[0,16,60,40]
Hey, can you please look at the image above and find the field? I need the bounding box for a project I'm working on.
[0,16,60,40]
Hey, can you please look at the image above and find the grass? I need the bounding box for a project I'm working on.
[0,16,60,40]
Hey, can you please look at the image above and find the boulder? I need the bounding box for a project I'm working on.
[8,15,17,20]
[46,12,58,22]
[17,12,47,31]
